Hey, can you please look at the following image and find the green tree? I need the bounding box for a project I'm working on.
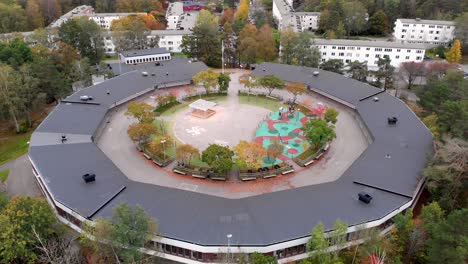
[0,2,27,33]
[250,252,278,264]
[302,119,336,150]
[306,220,346,264]
[266,140,284,163]
[181,10,221,67]
[238,23,258,65]
[218,73,230,91]
[324,108,339,124]
[193,69,220,94]
[374,56,395,89]
[280,29,321,67]
[438,100,467,138]
[25,0,44,29]
[125,101,156,123]
[369,10,390,35]
[258,74,284,96]
[346,60,368,82]
[454,13,468,51]
[201,144,234,173]
[0,63,24,132]
[0,197,58,264]
[176,144,200,165]
[0,38,33,68]
[320,59,344,74]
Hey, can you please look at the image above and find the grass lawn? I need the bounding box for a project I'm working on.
[238,94,285,111]
[0,169,9,183]
[0,132,31,166]
[159,95,228,117]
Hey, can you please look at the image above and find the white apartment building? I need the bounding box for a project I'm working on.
[272,0,319,32]
[85,13,146,30]
[394,18,456,46]
[166,2,184,30]
[313,39,427,70]
[49,5,94,27]
[296,12,320,32]
[120,47,171,64]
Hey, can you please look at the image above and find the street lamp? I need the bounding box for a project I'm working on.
[160,138,167,160]
[226,234,232,263]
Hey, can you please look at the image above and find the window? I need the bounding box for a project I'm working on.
[429,30,433,34]
[429,25,435,28]
[403,24,409,27]
[384,48,392,52]
[332,46,336,49]
[322,52,327,55]
[411,35,415,38]
[347,47,355,50]
[365,54,369,57]
[168,41,173,45]
[436,31,439,34]
[401,35,405,38]
[338,46,345,50]
[357,47,361,50]
[331,52,335,56]
[416,56,421,60]
[345,59,351,63]
[356,53,360,57]
[416,50,423,53]
[347,53,352,57]
[375,48,382,51]
[397,49,401,52]
[395,55,400,59]
[375,54,381,58]
[321,58,325,62]
[407,49,411,53]
[339,52,344,56]
[405,56,410,59]
[402,29,407,32]
[366,47,370,50]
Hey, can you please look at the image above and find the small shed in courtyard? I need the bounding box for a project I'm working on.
[189,99,217,118]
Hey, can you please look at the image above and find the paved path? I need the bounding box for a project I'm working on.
[1,154,41,197]
[97,69,368,198]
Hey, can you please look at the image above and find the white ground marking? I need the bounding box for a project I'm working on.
[179,183,198,192]
[186,126,206,136]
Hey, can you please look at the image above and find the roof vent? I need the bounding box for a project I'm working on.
[166,72,169,76]
[358,192,372,204]
[385,153,391,159]
[373,97,379,102]
[61,134,67,143]
[142,72,148,77]
[151,72,156,76]
[82,173,96,183]
[262,68,266,72]
[80,95,93,101]
[388,117,398,124]
[106,91,110,95]
[312,71,320,76]
[415,18,421,21]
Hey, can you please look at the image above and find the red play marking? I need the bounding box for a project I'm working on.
[287,148,299,154]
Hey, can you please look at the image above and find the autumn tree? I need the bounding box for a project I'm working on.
[26,0,44,29]
[266,140,284,163]
[38,0,62,25]
[234,0,249,23]
[258,74,284,96]
[0,197,58,264]
[369,10,390,35]
[115,0,164,13]
[234,140,267,168]
[0,2,28,33]
[193,69,220,94]
[125,101,156,123]
[111,15,160,52]
[238,24,258,65]
[127,122,158,143]
[399,61,424,90]
[201,144,234,173]
[176,144,200,164]
[256,24,277,62]
[286,82,307,103]
[302,119,336,150]
[446,39,462,63]
[219,8,234,26]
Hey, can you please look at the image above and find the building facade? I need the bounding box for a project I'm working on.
[85,13,146,30]
[120,47,171,64]
[313,39,427,70]
[166,2,184,30]
[272,0,320,32]
[393,18,456,46]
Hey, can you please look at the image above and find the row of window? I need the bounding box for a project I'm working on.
[402,23,452,29]
[327,46,421,53]
[400,35,448,41]
[401,29,445,34]
[125,55,171,64]
[323,51,421,60]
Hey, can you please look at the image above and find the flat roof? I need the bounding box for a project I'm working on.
[313,38,429,49]
[397,18,456,26]
[121,48,170,58]
[189,99,217,111]
[29,61,433,246]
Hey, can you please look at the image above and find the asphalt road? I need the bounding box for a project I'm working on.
[0,154,41,197]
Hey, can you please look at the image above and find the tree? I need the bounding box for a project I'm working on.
[321,59,344,74]
[280,28,298,64]
[222,22,237,67]
[181,10,221,67]
[346,60,368,82]
[176,144,200,164]
[399,61,424,90]
[391,210,427,263]
[286,82,307,103]
[0,2,27,33]
[258,74,284,96]
[115,0,164,13]
[374,56,395,90]
[234,140,267,168]
[324,108,339,124]
[256,24,277,62]
[238,24,258,65]
[0,38,33,68]
[280,29,321,67]
[26,0,44,29]
[234,0,249,23]
[306,220,346,264]
[81,203,157,263]
[111,16,160,52]
[201,144,234,173]
[127,122,158,143]
[58,17,105,64]
[302,119,336,150]
[343,1,367,36]
[425,208,468,264]
[369,10,390,35]
[193,69,220,94]
[0,197,58,264]
[125,101,156,123]
[219,8,234,26]
[38,0,62,25]
[266,140,284,163]
[218,73,230,91]
[95,0,115,12]
[454,13,468,51]
[250,252,278,264]
[446,39,462,63]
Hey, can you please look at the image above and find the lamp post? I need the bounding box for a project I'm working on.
[226,234,232,263]
[161,138,167,160]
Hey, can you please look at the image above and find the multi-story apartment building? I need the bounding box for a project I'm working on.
[85,13,146,30]
[166,2,184,30]
[313,39,427,70]
[49,5,94,28]
[272,0,320,32]
[393,18,456,46]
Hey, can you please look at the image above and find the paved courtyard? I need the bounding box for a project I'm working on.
[97,70,368,198]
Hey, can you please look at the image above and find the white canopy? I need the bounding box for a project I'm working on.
[189,99,217,111]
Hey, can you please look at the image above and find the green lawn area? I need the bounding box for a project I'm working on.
[238,94,285,111]
[0,132,31,166]
[159,95,228,117]
[172,52,188,58]
[0,169,9,183]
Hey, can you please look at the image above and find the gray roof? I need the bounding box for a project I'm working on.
[29,61,433,246]
[189,99,217,111]
[121,48,170,58]
[398,18,456,26]
[313,38,428,50]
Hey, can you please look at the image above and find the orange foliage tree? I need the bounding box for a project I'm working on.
[234,140,267,168]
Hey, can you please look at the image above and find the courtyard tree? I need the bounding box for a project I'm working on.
[234,140,267,168]
[256,24,278,62]
[374,56,395,90]
[324,108,339,124]
[111,15,161,52]
[305,220,347,264]
[127,122,158,143]
[286,82,307,103]
[218,73,231,92]
[193,69,220,94]
[176,144,200,164]
[399,61,424,90]
[125,101,156,123]
[266,140,284,163]
[258,74,284,96]
[240,74,258,96]
[250,252,278,264]
[201,144,234,173]
[238,24,258,65]
[302,119,336,151]
[320,59,344,74]
[447,39,462,63]
[280,29,321,67]
[81,203,157,263]
[0,197,58,264]
[346,60,368,82]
